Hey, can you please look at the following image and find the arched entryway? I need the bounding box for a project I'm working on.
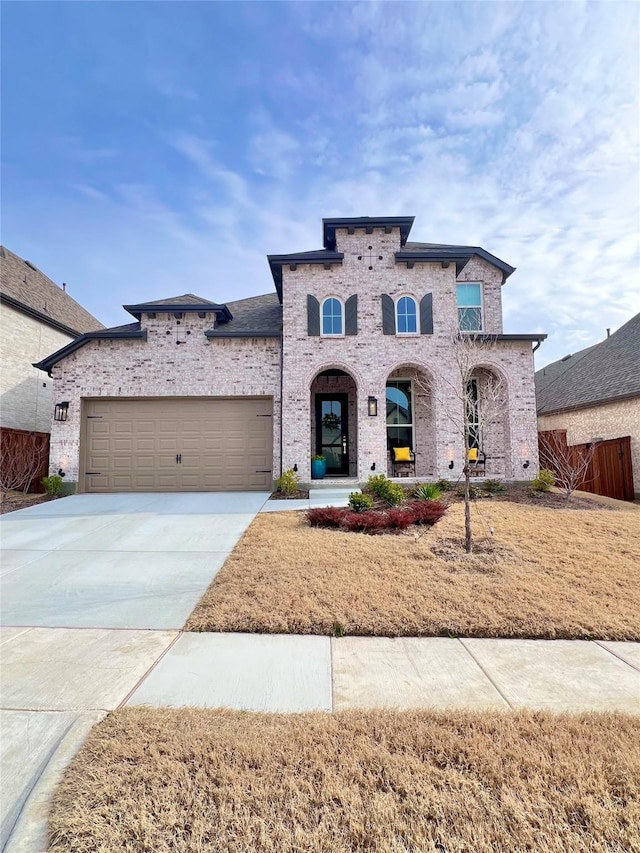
[468,365,511,477]
[386,365,436,478]
[310,368,358,477]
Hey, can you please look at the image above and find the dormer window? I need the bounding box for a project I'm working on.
[321,297,344,336]
[396,296,418,334]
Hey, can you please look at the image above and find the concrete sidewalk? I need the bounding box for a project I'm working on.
[2,627,639,851]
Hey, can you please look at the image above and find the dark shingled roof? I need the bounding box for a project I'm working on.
[206,293,282,338]
[535,313,640,415]
[0,245,104,335]
[123,293,232,321]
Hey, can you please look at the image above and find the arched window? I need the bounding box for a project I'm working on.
[321,297,343,336]
[396,296,418,334]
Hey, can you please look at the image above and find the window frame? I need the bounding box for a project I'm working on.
[456,282,484,332]
[394,294,419,336]
[320,296,345,337]
[385,378,415,452]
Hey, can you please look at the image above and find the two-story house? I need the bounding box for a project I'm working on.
[1,246,104,433]
[35,216,546,493]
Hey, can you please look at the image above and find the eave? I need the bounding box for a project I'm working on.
[396,249,516,283]
[267,252,344,300]
[322,216,415,250]
[123,302,233,322]
[33,327,147,376]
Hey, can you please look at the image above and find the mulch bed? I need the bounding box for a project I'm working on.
[0,493,62,514]
[269,489,310,500]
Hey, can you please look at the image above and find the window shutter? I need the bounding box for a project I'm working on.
[307,295,320,336]
[420,293,433,335]
[381,294,396,335]
[345,294,358,335]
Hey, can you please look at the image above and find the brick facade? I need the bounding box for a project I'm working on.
[281,226,539,482]
[538,398,640,496]
[45,219,541,491]
[49,312,281,488]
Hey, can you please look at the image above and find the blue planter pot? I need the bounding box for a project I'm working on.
[311,458,327,479]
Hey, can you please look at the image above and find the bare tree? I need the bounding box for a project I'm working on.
[538,431,599,503]
[0,431,49,501]
[415,328,505,553]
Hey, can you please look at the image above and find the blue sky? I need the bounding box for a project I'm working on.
[2,1,639,367]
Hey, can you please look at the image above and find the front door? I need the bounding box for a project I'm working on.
[315,394,349,476]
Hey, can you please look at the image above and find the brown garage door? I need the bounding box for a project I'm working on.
[82,398,273,493]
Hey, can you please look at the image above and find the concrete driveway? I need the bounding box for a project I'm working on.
[0,492,269,851]
[1,491,269,630]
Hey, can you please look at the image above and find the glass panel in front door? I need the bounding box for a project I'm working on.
[319,398,348,474]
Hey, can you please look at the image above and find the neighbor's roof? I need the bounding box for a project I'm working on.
[535,313,640,415]
[0,246,104,336]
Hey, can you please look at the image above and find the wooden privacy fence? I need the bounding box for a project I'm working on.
[538,429,634,502]
[0,427,50,494]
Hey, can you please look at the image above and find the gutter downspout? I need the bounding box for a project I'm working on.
[532,339,543,353]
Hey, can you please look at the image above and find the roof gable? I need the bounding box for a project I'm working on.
[123,293,233,322]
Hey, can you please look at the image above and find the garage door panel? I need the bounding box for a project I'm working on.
[83,398,273,493]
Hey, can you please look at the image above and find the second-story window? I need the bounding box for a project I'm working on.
[322,297,343,336]
[396,296,418,334]
[457,283,483,331]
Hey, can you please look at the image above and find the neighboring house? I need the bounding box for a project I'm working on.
[536,313,640,499]
[35,216,546,493]
[1,246,104,433]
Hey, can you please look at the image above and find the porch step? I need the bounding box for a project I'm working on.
[307,479,360,490]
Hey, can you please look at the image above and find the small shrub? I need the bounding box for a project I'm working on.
[365,473,405,506]
[385,508,414,530]
[455,484,481,500]
[306,507,344,528]
[483,479,506,494]
[413,483,442,501]
[41,475,63,496]
[276,468,299,496]
[311,454,325,462]
[408,500,448,526]
[436,478,452,492]
[342,510,388,532]
[348,492,374,512]
[532,469,555,493]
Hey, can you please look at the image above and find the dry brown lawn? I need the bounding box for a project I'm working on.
[49,707,640,853]
[185,502,640,639]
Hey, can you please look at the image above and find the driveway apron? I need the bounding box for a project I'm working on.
[0,492,269,852]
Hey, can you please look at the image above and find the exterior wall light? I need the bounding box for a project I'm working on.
[368,396,378,417]
[448,460,455,470]
[370,462,376,471]
[54,402,69,422]
[522,460,530,469]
